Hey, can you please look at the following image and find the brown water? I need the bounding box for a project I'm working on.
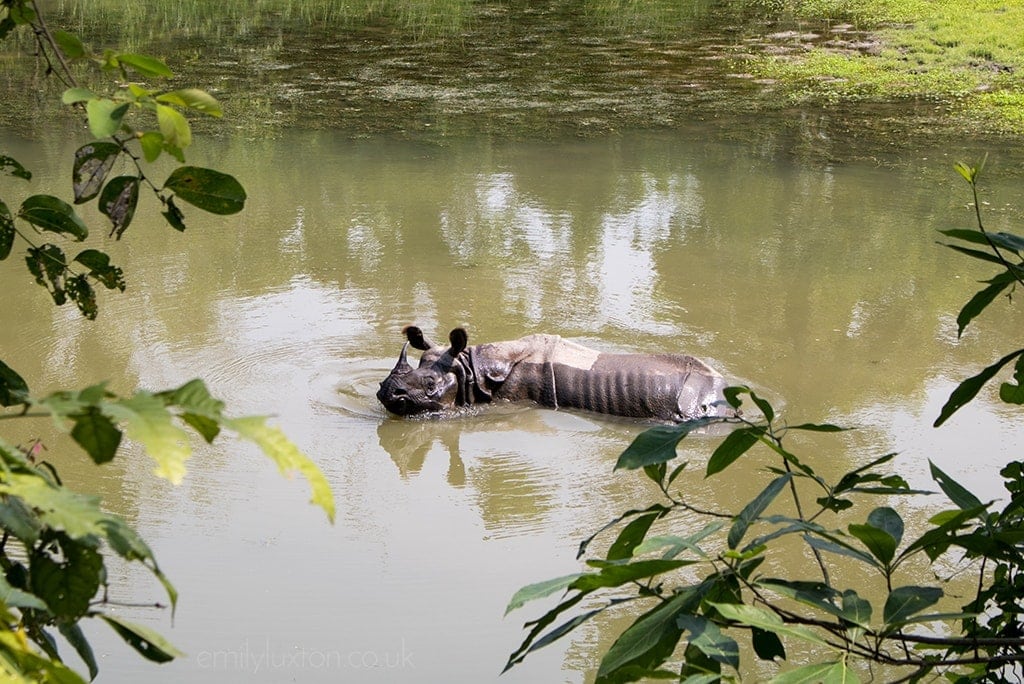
[2,127,1024,682]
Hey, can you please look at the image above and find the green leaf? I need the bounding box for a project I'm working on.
[935,349,1024,426]
[0,358,29,406]
[98,175,140,238]
[67,273,97,319]
[752,626,785,661]
[677,615,739,668]
[607,511,661,561]
[139,131,164,162]
[53,30,86,59]
[115,53,174,78]
[771,662,841,684]
[70,406,122,464]
[756,579,871,627]
[573,559,691,592]
[0,573,47,611]
[882,586,942,626]
[0,154,31,180]
[615,426,688,470]
[19,195,88,240]
[72,141,121,203]
[155,88,223,117]
[61,86,96,104]
[86,98,130,139]
[956,271,1016,337]
[228,416,335,522]
[505,573,585,615]
[74,249,126,292]
[162,195,187,231]
[786,422,847,433]
[848,523,896,566]
[156,104,192,149]
[57,621,98,681]
[25,244,69,306]
[102,392,193,484]
[867,507,903,545]
[928,461,984,512]
[706,428,761,477]
[749,390,774,422]
[164,166,246,215]
[988,231,1024,254]
[30,535,104,619]
[728,473,791,549]
[0,473,107,540]
[711,602,829,647]
[597,588,701,679]
[803,534,878,567]
[99,614,183,663]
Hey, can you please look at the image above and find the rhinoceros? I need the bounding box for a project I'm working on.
[376,326,734,423]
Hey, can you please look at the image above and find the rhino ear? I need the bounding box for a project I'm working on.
[403,325,435,351]
[448,328,468,356]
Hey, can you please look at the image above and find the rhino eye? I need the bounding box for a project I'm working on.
[424,378,436,393]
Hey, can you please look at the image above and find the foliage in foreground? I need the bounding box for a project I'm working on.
[0,1,334,681]
[507,161,1024,682]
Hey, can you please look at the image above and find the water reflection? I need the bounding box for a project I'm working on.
[3,129,1024,682]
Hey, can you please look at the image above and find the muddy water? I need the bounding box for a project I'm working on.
[2,127,1024,682]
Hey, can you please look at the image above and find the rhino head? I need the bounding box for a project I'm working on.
[377,327,469,416]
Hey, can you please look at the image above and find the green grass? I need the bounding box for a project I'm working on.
[744,0,1024,131]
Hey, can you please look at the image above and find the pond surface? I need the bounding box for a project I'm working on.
[2,126,1024,682]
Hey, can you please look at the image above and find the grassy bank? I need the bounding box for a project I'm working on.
[742,0,1024,133]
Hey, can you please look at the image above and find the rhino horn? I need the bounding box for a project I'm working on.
[391,342,413,374]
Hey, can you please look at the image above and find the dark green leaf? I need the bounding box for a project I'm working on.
[989,231,1024,254]
[773,662,841,684]
[597,588,701,679]
[929,461,984,512]
[0,493,42,544]
[164,166,245,215]
[25,244,69,306]
[679,641,720,679]
[115,53,174,78]
[956,271,1016,337]
[867,507,904,546]
[706,427,761,477]
[66,274,97,319]
[74,249,126,292]
[883,586,942,626]
[816,496,853,512]
[841,590,872,628]
[162,196,187,231]
[19,195,88,240]
[70,406,122,464]
[0,358,29,406]
[643,462,666,487]
[749,390,774,422]
[728,473,791,549]
[0,200,14,259]
[848,523,896,566]
[677,615,739,668]
[667,461,688,487]
[72,141,121,203]
[0,154,31,180]
[57,621,98,680]
[712,602,828,646]
[615,425,689,470]
[941,241,1006,266]
[505,593,586,672]
[751,626,785,661]
[98,175,140,238]
[607,512,662,561]
[30,536,103,619]
[934,349,1024,426]
[99,614,183,663]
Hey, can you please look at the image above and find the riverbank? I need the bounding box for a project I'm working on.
[4,1,1024,151]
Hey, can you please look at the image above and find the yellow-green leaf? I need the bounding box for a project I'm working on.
[156,89,223,117]
[102,393,192,484]
[156,104,191,149]
[228,416,335,522]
